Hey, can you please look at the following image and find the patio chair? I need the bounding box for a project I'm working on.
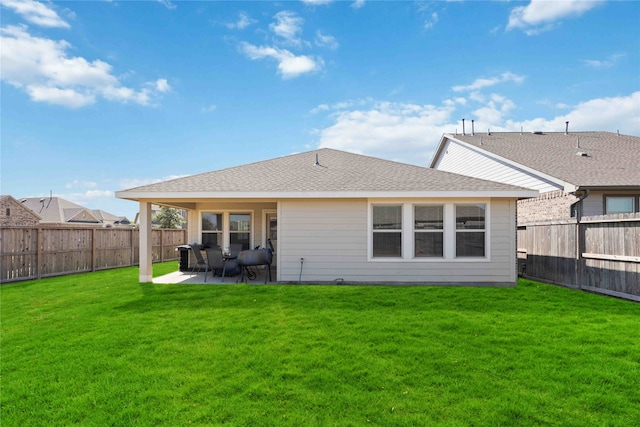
[205,247,225,280]
[190,244,209,281]
[229,243,243,256]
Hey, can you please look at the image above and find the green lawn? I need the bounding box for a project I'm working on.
[2,263,639,426]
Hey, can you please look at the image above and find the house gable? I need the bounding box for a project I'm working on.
[431,137,568,192]
[0,195,41,227]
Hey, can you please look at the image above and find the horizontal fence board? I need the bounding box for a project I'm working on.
[1,226,186,283]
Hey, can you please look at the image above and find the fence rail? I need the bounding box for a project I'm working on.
[518,213,640,301]
[1,226,187,283]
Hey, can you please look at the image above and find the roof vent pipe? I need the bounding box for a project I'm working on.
[488,128,491,136]
[565,121,569,135]
[462,119,466,136]
[471,120,475,136]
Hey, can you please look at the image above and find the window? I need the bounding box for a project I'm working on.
[456,204,486,257]
[201,213,223,248]
[605,196,635,214]
[369,202,489,261]
[230,213,251,250]
[5,208,10,216]
[414,205,443,257]
[372,205,402,258]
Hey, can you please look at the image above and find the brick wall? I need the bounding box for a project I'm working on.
[517,190,578,224]
[0,196,40,227]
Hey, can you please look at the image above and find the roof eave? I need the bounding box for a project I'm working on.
[116,189,539,201]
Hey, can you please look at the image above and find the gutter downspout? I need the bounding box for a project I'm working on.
[570,189,590,289]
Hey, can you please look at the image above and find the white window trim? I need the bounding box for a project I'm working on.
[454,203,488,259]
[413,203,445,259]
[371,203,404,259]
[368,200,490,262]
[199,209,255,249]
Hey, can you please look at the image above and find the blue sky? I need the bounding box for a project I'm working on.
[2,0,639,220]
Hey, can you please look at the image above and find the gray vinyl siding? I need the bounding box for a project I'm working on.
[434,139,561,193]
[278,198,517,285]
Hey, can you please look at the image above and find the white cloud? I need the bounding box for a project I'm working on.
[424,12,438,29]
[472,94,516,126]
[582,53,625,68]
[507,0,604,34]
[154,78,171,92]
[315,30,338,50]
[351,0,365,9]
[270,11,304,45]
[301,0,334,5]
[504,92,640,135]
[201,104,217,113]
[240,42,323,79]
[315,100,457,164]
[225,12,256,30]
[0,25,169,107]
[452,72,525,92]
[26,86,95,108]
[66,180,98,189]
[0,0,69,28]
[157,0,176,10]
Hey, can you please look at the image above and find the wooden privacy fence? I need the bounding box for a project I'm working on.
[1,226,187,283]
[517,213,640,301]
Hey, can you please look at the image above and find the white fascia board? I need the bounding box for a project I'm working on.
[428,134,449,168]
[438,135,577,192]
[116,189,538,200]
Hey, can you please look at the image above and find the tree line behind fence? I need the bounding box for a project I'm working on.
[1,227,187,283]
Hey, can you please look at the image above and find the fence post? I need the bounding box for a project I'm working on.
[577,221,586,289]
[92,228,97,272]
[160,229,165,263]
[130,229,135,267]
[36,227,42,280]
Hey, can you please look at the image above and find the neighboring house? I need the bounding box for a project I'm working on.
[18,197,129,227]
[116,148,536,284]
[0,195,42,227]
[429,130,640,222]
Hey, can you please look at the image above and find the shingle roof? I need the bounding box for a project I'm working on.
[444,131,640,188]
[117,148,534,197]
[19,197,98,223]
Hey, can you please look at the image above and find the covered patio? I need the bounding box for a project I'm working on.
[153,265,276,285]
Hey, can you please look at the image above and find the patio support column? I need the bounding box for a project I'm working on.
[139,201,153,282]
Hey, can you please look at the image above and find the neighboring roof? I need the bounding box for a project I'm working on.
[431,131,640,189]
[92,209,128,223]
[17,197,123,224]
[117,148,537,200]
